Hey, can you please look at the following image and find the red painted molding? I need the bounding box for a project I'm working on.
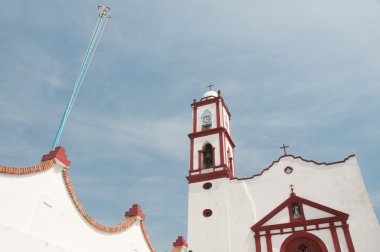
[252,193,349,232]
[125,204,145,220]
[266,233,273,252]
[192,105,197,133]
[173,236,188,248]
[216,99,221,128]
[232,154,356,181]
[342,222,355,252]
[186,168,231,183]
[280,232,328,252]
[254,234,261,252]
[41,146,71,167]
[188,127,235,148]
[190,139,194,171]
[330,224,342,252]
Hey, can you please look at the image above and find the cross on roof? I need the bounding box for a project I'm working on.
[290,184,294,193]
[207,84,213,91]
[280,144,289,155]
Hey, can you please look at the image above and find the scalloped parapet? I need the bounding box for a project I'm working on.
[41,146,71,168]
[125,204,145,220]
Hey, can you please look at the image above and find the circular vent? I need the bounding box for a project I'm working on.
[203,209,213,217]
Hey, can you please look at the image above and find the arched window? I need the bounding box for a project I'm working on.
[201,110,212,130]
[203,143,213,168]
[291,203,302,219]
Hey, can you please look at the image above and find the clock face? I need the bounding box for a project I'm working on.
[203,116,211,124]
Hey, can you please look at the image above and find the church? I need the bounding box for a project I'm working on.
[0,88,379,252]
[186,89,379,251]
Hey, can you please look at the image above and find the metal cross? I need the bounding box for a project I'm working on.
[290,184,294,193]
[207,84,214,91]
[298,243,308,252]
[280,144,289,155]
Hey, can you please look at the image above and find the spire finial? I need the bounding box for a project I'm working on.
[207,84,214,91]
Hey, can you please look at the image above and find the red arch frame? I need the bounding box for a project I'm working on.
[280,232,328,252]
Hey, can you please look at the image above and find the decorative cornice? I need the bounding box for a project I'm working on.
[41,146,71,167]
[62,170,156,251]
[0,159,55,174]
[232,154,356,181]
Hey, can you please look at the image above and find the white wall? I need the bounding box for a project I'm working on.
[0,162,152,252]
[187,155,380,252]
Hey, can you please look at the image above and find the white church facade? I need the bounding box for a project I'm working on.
[0,88,379,252]
[186,90,380,252]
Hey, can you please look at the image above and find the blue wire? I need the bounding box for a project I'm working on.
[51,14,107,150]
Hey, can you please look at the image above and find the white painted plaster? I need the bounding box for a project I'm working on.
[187,155,380,252]
[0,163,152,252]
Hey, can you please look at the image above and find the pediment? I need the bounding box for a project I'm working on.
[252,193,348,232]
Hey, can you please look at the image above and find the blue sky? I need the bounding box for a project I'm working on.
[0,0,379,251]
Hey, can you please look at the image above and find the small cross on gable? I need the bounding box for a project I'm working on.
[280,144,289,156]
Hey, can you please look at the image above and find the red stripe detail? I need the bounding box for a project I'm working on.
[266,233,273,252]
[330,224,342,252]
[342,222,355,252]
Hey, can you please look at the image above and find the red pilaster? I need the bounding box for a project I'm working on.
[254,233,261,252]
[266,232,273,252]
[219,132,224,166]
[190,138,194,171]
[342,222,355,252]
[198,150,202,170]
[192,104,197,133]
[329,224,341,252]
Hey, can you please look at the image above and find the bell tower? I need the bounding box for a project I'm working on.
[187,88,235,183]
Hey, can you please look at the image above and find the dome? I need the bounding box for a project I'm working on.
[202,90,218,99]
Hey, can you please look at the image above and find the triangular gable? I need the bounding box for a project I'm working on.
[252,193,349,232]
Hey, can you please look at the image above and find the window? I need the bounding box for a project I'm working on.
[203,143,213,168]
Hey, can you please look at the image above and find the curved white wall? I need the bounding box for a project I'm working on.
[0,162,152,252]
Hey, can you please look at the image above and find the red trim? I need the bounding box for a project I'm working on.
[125,204,145,220]
[212,147,215,167]
[190,139,194,171]
[330,224,342,252]
[41,146,71,167]
[254,233,261,252]
[192,105,197,133]
[191,97,218,107]
[216,100,221,128]
[173,236,188,248]
[233,154,356,181]
[287,199,306,223]
[186,168,231,183]
[219,132,224,166]
[188,127,235,148]
[198,150,202,170]
[280,232,328,252]
[342,222,355,252]
[266,233,273,252]
[252,194,348,232]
